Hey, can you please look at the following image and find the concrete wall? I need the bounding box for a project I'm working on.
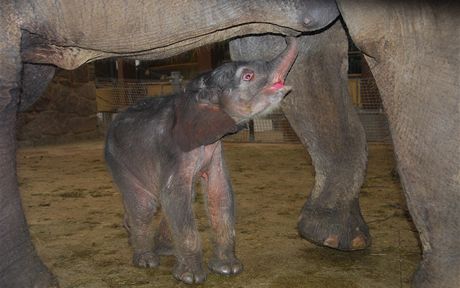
[17,64,101,145]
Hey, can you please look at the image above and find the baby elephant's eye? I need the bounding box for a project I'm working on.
[241,70,254,81]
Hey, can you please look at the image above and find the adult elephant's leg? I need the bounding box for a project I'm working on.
[0,14,57,288]
[339,1,460,286]
[230,21,369,251]
[19,64,56,112]
[285,22,369,251]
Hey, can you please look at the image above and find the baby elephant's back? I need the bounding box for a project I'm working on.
[104,95,176,183]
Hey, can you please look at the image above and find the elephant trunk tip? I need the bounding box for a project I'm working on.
[268,36,298,89]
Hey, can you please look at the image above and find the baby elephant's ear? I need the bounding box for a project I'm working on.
[173,99,238,152]
[196,87,220,106]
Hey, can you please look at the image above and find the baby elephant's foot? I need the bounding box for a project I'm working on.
[209,256,243,276]
[173,261,207,284]
[133,251,160,268]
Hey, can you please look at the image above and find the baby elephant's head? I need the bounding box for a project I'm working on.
[192,37,299,124]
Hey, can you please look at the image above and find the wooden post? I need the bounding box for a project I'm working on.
[116,58,124,81]
[248,120,255,142]
[196,46,213,72]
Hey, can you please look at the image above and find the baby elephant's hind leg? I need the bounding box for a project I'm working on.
[114,174,159,268]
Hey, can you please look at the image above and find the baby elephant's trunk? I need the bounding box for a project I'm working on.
[269,37,299,85]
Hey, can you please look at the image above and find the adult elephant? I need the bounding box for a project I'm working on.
[340,2,460,287]
[233,3,460,288]
[0,0,458,287]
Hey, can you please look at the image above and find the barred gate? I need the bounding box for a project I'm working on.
[96,76,390,143]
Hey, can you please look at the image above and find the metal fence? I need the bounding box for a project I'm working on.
[96,76,390,143]
[225,109,299,143]
[351,77,391,143]
[95,78,176,112]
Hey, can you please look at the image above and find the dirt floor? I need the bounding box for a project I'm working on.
[18,141,420,288]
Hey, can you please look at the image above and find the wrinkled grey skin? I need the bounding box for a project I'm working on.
[0,0,459,287]
[0,1,336,287]
[231,21,370,253]
[233,2,460,287]
[338,2,460,287]
[105,38,298,284]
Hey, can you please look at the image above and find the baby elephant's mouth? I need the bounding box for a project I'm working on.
[267,85,292,106]
[271,81,285,90]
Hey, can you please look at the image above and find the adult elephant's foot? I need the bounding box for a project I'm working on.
[297,200,370,251]
[1,252,58,288]
[411,252,460,288]
[25,261,59,288]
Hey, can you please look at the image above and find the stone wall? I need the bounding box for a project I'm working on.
[17,64,101,145]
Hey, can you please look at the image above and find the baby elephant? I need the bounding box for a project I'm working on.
[105,37,298,284]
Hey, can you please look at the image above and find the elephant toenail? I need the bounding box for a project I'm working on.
[323,235,339,248]
[181,273,194,284]
[220,266,231,275]
[351,235,367,250]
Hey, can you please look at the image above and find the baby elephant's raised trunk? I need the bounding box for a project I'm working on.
[269,37,299,86]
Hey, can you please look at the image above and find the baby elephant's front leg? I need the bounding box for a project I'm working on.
[204,143,243,276]
[161,174,207,284]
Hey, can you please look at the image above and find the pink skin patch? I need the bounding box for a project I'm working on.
[271,81,284,90]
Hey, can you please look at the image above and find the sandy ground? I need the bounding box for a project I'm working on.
[18,141,420,288]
